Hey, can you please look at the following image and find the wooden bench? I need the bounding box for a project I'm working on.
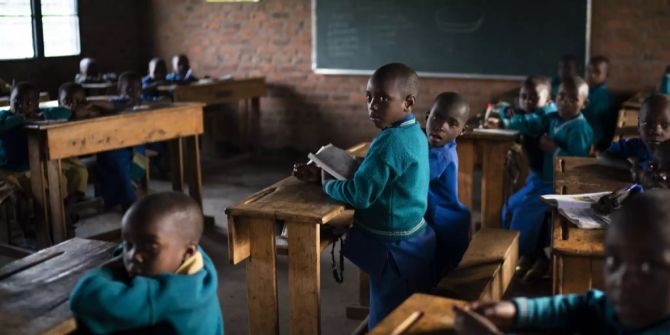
[369,293,465,334]
[433,228,519,301]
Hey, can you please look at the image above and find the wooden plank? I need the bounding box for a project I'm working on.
[456,139,475,209]
[228,215,250,265]
[172,78,267,105]
[288,222,321,335]
[184,135,203,206]
[32,103,204,160]
[0,238,115,335]
[27,131,50,247]
[46,160,67,243]
[591,258,605,290]
[558,256,593,294]
[369,293,465,335]
[480,142,509,228]
[245,217,279,335]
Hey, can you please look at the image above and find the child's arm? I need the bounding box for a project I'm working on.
[550,127,592,157]
[0,112,25,133]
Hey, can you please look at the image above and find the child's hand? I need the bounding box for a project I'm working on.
[74,104,100,119]
[539,135,557,152]
[453,305,504,335]
[484,118,501,129]
[292,162,321,183]
[455,301,517,332]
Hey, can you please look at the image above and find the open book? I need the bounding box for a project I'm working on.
[307,143,359,180]
[541,192,612,229]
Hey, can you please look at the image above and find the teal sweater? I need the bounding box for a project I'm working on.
[323,116,429,241]
[513,290,670,334]
[70,248,223,334]
[583,83,614,150]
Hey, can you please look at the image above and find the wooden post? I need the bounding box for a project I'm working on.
[245,217,279,335]
[288,222,321,335]
[480,142,507,228]
[184,135,203,206]
[457,139,475,210]
[27,131,50,247]
[46,160,66,243]
[169,137,185,192]
[250,97,261,152]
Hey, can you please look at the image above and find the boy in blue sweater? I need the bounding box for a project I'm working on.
[70,192,223,334]
[167,54,198,84]
[584,55,614,151]
[454,189,670,335]
[142,57,169,100]
[294,63,435,329]
[504,76,593,283]
[424,92,471,281]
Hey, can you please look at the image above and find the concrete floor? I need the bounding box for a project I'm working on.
[75,153,364,335]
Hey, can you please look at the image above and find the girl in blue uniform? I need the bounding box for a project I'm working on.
[424,92,472,281]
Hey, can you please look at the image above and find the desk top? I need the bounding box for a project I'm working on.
[621,91,651,110]
[554,156,631,194]
[226,142,369,224]
[462,128,520,141]
[0,238,116,335]
[370,293,465,335]
[171,77,267,105]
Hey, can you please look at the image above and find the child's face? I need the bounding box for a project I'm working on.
[173,57,190,78]
[122,217,194,277]
[84,62,100,78]
[60,90,87,112]
[150,60,167,81]
[638,103,670,151]
[605,222,670,329]
[366,76,412,129]
[120,80,142,102]
[425,104,467,147]
[518,84,550,112]
[555,84,587,120]
[10,89,38,116]
[558,60,578,79]
[586,62,608,86]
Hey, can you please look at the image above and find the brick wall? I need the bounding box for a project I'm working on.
[147,0,669,151]
[0,0,146,98]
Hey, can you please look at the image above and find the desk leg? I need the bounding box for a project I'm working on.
[246,217,279,335]
[239,99,250,152]
[481,143,507,229]
[169,138,184,192]
[288,222,320,335]
[27,133,50,247]
[184,135,203,206]
[250,97,260,152]
[46,160,67,243]
[457,139,475,210]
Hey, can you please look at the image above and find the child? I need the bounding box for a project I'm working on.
[166,54,198,84]
[96,73,148,209]
[504,76,593,283]
[142,57,169,100]
[600,93,670,180]
[550,54,579,97]
[293,63,435,329]
[486,75,557,174]
[424,92,471,280]
[0,82,35,191]
[584,55,614,151]
[660,65,670,95]
[70,192,224,334]
[74,57,103,84]
[454,189,670,335]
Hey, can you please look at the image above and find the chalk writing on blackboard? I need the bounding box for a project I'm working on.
[434,0,490,33]
[327,13,359,58]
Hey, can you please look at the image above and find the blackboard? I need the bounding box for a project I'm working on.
[312,0,591,79]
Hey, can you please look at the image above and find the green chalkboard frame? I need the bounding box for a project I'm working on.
[311,0,592,80]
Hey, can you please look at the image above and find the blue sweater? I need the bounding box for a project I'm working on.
[583,83,614,149]
[542,113,593,181]
[513,290,670,334]
[70,248,223,334]
[323,115,429,241]
[607,138,652,170]
[500,102,558,173]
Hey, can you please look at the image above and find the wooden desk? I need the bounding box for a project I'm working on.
[457,129,521,228]
[370,293,465,335]
[0,238,116,335]
[226,142,369,335]
[26,103,205,247]
[172,78,267,152]
[81,82,116,96]
[551,156,630,294]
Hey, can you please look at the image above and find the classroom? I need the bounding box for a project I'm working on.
[1,0,670,334]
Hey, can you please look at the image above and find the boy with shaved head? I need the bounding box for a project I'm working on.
[294,63,435,328]
[70,192,223,334]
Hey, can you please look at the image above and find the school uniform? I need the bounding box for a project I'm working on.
[70,247,224,334]
[166,70,198,83]
[323,114,436,329]
[606,138,652,170]
[504,113,593,256]
[512,290,670,334]
[660,74,670,95]
[583,83,614,150]
[426,140,470,281]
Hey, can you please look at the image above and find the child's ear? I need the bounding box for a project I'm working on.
[581,98,589,111]
[404,95,416,112]
[425,110,430,122]
[183,243,198,261]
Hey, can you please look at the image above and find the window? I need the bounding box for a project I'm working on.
[0,0,80,60]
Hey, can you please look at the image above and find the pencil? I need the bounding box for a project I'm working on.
[390,311,423,335]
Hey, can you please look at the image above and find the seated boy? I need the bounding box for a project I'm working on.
[504,76,593,283]
[166,54,198,84]
[425,92,472,280]
[70,192,224,334]
[660,65,670,95]
[599,93,670,181]
[75,57,103,84]
[293,63,435,329]
[96,73,148,209]
[454,189,670,335]
[0,82,35,192]
[584,55,614,151]
[142,57,169,100]
[550,54,579,98]
[485,75,557,174]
